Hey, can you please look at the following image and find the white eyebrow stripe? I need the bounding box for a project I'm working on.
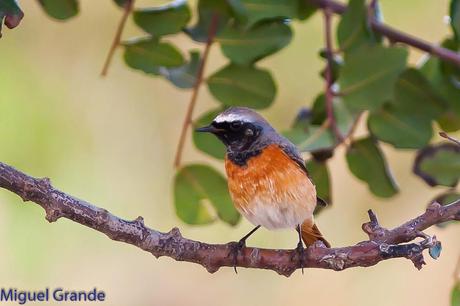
[214,113,249,123]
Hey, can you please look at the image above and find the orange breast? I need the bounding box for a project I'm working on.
[225,144,317,230]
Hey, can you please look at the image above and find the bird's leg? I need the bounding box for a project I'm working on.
[230,225,261,274]
[295,224,305,274]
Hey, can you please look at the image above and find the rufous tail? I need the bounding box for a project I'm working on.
[301,221,330,248]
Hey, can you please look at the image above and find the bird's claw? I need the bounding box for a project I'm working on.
[295,241,305,274]
[229,239,246,274]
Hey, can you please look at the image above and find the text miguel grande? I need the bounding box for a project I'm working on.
[0,288,105,304]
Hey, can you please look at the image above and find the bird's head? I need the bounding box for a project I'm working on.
[196,107,275,152]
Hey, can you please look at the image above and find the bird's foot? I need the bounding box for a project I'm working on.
[228,239,246,274]
[295,241,305,274]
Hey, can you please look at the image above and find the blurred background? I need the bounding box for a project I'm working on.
[0,0,458,305]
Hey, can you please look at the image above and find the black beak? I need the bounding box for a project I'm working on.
[195,125,223,133]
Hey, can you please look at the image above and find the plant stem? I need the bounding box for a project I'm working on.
[322,7,343,142]
[173,14,219,168]
[100,0,135,77]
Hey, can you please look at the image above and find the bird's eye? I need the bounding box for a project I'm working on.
[230,121,243,131]
[244,128,254,137]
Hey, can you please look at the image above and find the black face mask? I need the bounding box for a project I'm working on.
[204,121,261,152]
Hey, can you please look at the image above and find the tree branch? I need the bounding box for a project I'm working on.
[173,14,219,168]
[0,161,458,276]
[309,0,460,67]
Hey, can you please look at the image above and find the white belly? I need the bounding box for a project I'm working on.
[237,194,314,230]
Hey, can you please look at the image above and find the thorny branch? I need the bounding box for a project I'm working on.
[309,0,460,67]
[0,161,458,276]
[173,14,219,168]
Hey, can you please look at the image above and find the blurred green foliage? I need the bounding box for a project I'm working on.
[174,164,240,225]
[453,282,460,306]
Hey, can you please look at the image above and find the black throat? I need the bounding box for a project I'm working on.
[227,149,262,166]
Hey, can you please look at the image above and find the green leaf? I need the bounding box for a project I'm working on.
[174,164,240,225]
[419,49,460,132]
[334,96,359,135]
[185,0,232,42]
[217,21,292,65]
[368,104,433,149]
[310,94,327,125]
[450,0,460,41]
[192,108,226,159]
[37,0,79,20]
[207,64,276,109]
[0,0,22,17]
[346,137,399,198]
[123,37,185,74]
[306,159,331,205]
[452,282,460,306]
[284,125,335,152]
[0,0,24,37]
[430,191,460,228]
[339,45,408,111]
[133,0,190,36]
[229,0,298,27]
[440,38,460,81]
[284,96,358,152]
[297,0,317,20]
[285,107,335,161]
[392,68,448,119]
[413,143,460,187]
[160,50,200,89]
[113,0,130,8]
[337,0,376,53]
[437,111,460,132]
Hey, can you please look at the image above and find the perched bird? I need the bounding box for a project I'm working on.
[196,107,330,271]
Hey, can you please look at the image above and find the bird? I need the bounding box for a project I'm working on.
[196,106,330,272]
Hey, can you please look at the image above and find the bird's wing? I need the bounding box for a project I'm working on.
[277,142,308,174]
[278,142,328,207]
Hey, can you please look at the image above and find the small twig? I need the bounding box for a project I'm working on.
[322,7,343,142]
[173,14,219,168]
[0,161,459,276]
[100,0,135,77]
[367,0,380,32]
[439,132,460,146]
[308,0,460,67]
